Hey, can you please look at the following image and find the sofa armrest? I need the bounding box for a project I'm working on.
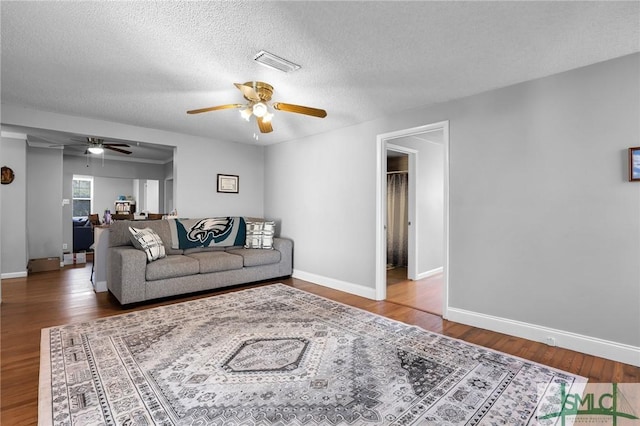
[273,237,293,276]
[108,246,147,304]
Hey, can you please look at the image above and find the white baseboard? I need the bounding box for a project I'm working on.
[1,271,28,279]
[416,266,443,280]
[94,281,108,293]
[292,270,377,300]
[447,307,640,367]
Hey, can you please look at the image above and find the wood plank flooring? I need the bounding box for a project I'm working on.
[386,267,443,315]
[2,263,639,425]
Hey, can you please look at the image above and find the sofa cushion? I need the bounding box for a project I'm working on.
[145,255,199,281]
[227,248,281,267]
[186,251,244,273]
[129,227,166,262]
[183,246,227,255]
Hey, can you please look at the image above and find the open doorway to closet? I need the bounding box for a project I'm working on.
[386,150,410,275]
[376,121,449,317]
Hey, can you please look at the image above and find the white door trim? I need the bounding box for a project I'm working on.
[375,121,450,319]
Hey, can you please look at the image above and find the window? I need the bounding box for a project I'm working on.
[72,176,93,217]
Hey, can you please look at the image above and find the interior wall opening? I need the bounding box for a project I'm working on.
[376,121,450,318]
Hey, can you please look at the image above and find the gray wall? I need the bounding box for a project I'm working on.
[27,146,63,259]
[62,155,169,251]
[174,139,264,218]
[0,135,28,276]
[265,53,640,348]
[0,107,266,221]
[94,177,136,216]
[1,54,637,355]
[1,110,266,268]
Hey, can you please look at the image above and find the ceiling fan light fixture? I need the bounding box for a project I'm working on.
[187,81,326,135]
[240,107,252,121]
[252,102,268,118]
[254,50,301,73]
[262,112,274,123]
[88,146,104,154]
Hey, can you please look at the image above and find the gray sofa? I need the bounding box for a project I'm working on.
[107,218,293,305]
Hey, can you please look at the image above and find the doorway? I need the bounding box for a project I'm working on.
[385,145,416,279]
[376,121,449,318]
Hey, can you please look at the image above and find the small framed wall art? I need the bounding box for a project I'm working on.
[1,166,15,185]
[629,147,640,182]
[217,174,239,193]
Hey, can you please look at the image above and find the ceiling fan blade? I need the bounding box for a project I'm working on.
[272,102,327,118]
[187,104,244,114]
[49,143,86,148]
[234,82,261,102]
[105,146,132,155]
[104,143,130,147]
[257,117,273,133]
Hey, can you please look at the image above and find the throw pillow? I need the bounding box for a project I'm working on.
[244,221,275,250]
[129,226,166,262]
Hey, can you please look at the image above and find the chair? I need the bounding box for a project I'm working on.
[88,213,100,226]
[111,213,134,221]
[72,216,94,252]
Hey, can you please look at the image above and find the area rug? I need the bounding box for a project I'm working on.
[39,284,586,425]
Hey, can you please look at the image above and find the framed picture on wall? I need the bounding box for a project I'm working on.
[217,174,239,193]
[1,166,15,185]
[629,147,640,182]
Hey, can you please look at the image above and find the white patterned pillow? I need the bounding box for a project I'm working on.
[129,226,166,262]
[244,221,275,250]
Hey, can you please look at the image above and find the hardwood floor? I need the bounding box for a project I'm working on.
[386,267,443,315]
[2,264,639,425]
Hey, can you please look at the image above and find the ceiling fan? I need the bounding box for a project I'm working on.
[51,137,132,155]
[187,81,327,133]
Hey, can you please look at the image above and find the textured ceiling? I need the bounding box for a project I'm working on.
[2,1,639,152]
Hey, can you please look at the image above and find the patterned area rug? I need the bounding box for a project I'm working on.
[39,284,586,425]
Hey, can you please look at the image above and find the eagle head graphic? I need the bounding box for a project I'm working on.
[187,217,233,243]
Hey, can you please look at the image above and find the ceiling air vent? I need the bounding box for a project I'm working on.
[254,50,301,73]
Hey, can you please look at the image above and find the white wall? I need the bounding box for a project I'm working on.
[27,146,63,259]
[0,134,28,277]
[266,54,640,357]
[143,180,159,213]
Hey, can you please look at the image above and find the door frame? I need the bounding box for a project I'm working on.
[375,121,450,319]
[386,143,418,280]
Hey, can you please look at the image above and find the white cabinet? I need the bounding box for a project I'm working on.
[114,200,136,214]
[92,226,109,292]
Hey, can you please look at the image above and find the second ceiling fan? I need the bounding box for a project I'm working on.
[187,81,327,133]
[49,137,132,155]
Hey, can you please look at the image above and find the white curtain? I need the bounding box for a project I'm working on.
[387,172,408,268]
